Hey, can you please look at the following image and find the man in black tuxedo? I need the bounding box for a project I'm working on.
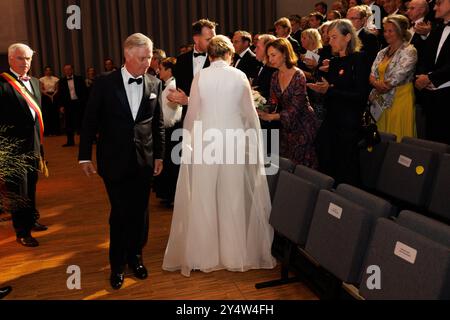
[363,0,388,47]
[347,6,380,66]
[232,31,262,80]
[168,19,217,113]
[289,14,303,43]
[253,34,277,100]
[407,0,432,54]
[253,34,278,156]
[274,17,303,56]
[415,0,450,144]
[0,43,45,247]
[78,33,165,290]
[407,0,432,122]
[57,64,87,147]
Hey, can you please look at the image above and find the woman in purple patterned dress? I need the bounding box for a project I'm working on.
[258,38,319,168]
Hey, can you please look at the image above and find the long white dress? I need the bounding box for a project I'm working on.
[162,60,276,277]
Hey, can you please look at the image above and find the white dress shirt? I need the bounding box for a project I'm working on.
[67,77,78,100]
[192,48,208,77]
[10,68,35,120]
[121,66,143,120]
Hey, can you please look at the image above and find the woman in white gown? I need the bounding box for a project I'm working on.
[162,35,276,277]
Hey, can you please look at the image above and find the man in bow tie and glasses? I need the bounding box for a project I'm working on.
[168,19,217,116]
[79,33,165,290]
[0,43,47,247]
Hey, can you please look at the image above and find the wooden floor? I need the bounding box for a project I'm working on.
[0,136,317,300]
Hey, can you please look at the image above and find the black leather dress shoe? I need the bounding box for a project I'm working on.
[110,272,124,290]
[130,264,148,280]
[32,222,48,232]
[16,236,39,247]
[0,286,12,299]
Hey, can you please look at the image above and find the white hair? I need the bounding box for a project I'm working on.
[8,43,34,58]
[124,33,153,55]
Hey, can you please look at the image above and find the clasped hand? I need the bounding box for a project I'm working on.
[415,74,435,91]
[306,77,330,94]
[370,75,391,94]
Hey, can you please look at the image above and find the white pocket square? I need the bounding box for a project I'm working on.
[150,93,157,100]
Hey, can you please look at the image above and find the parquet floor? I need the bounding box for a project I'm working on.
[0,136,317,300]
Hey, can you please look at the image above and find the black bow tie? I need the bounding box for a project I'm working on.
[128,77,143,85]
[67,77,73,80]
[193,52,206,58]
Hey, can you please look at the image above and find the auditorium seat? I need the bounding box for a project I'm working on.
[256,169,334,289]
[401,136,450,154]
[428,154,450,222]
[376,142,439,208]
[360,132,397,191]
[305,185,392,284]
[270,168,334,247]
[265,156,295,202]
[359,216,450,300]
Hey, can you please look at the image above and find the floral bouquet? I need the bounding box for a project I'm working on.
[252,89,267,111]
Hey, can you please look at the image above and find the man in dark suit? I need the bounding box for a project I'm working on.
[274,17,303,56]
[232,30,262,79]
[253,34,277,100]
[363,0,388,47]
[0,43,45,247]
[289,14,303,43]
[415,0,450,144]
[407,0,432,55]
[407,0,433,133]
[78,33,165,290]
[57,64,87,147]
[347,6,380,66]
[253,34,278,156]
[168,19,217,112]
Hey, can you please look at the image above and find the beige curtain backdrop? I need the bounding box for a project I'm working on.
[24,0,276,77]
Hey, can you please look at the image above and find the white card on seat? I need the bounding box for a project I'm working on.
[328,203,343,220]
[398,155,412,168]
[394,241,417,264]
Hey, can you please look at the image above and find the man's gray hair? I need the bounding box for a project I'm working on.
[124,33,153,54]
[8,43,34,58]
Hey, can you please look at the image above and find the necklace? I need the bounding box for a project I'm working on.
[386,45,400,58]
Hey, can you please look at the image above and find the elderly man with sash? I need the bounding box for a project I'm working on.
[0,43,47,247]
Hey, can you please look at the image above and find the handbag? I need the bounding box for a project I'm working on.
[357,105,381,149]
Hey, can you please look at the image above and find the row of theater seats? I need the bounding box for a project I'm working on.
[260,142,450,299]
[360,134,450,222]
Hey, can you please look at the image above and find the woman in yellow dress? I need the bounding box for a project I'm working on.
[369,15,418,141]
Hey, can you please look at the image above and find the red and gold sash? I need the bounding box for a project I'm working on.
[0,72,44,141]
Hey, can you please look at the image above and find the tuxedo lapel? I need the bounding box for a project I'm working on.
[188,51,194,78]
[29,78,41,104]
[203,56,210,69]
[6,71,35,121]
[135,75,152,123]
[112,71,134,122]
[435,27,450,66]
